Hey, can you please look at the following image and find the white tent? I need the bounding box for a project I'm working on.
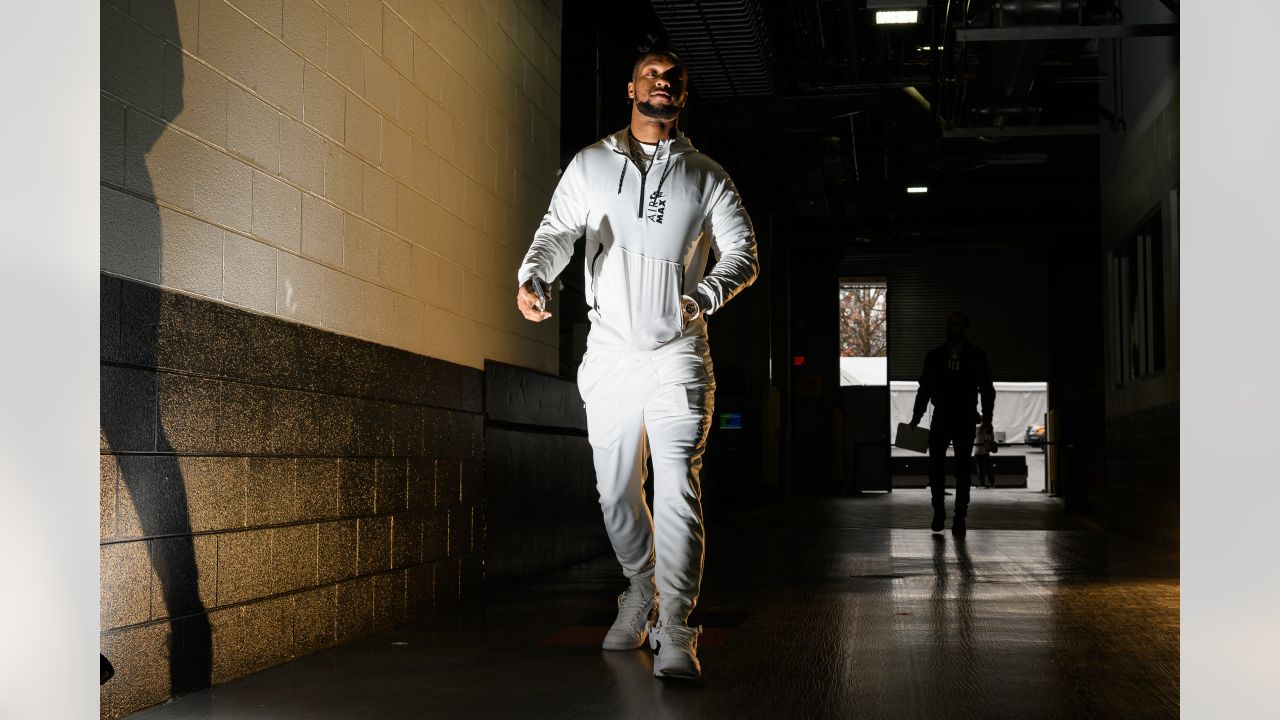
[839,357,888,386]
[889,381,1047,444]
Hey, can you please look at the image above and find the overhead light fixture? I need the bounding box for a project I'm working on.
[876,10,919,24]
[907,186,928,193]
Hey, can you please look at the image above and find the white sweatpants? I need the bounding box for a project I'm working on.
[576,337,715,624]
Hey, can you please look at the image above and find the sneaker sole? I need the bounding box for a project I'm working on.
[653,666,702,680]
[601,631,649,651]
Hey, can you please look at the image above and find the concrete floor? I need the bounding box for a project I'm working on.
[129,490,1178,720]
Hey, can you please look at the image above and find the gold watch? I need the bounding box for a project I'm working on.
[681,295,701,321]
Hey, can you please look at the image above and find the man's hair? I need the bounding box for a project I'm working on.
[631,47,686,82]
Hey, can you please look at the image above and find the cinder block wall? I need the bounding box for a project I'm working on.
[100,277,486,717]
[100,0,563,717]
[101,0,562,372]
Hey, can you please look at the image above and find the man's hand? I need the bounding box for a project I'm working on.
[517,278,552,322]
[980,421,994,434]
[909,417,921,428]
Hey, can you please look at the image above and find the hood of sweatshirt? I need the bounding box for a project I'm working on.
[601,127,698,159]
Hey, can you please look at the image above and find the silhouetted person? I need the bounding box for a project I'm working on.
[910,312,995,535]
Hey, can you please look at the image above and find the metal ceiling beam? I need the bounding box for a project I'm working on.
[956,23,1177,42]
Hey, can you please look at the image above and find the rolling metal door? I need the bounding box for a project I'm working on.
[841,250,1051,382]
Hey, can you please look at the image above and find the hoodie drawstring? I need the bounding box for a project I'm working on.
[617,156,628,194]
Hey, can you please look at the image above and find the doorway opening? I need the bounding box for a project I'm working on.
[838,280,888,386]
[838,279,891,492]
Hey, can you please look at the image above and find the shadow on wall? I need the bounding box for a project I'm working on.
[100,0,212,697]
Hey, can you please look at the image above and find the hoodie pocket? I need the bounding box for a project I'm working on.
[617,246,683,350]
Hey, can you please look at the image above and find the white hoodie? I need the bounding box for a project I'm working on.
[518,127,759,352]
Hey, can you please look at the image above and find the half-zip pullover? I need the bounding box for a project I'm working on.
[518,127,759,352]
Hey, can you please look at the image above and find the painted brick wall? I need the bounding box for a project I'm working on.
[101,0,563,374]
[100,276,487,718]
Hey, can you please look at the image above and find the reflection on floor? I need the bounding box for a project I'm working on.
[129,490,1179,720]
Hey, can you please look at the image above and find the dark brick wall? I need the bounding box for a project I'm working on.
[1105,401,1179,546]
[482,361,609,585]
[100,275,485,718]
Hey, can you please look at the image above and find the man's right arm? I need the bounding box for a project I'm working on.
[911,351,933,426]
[517,152,588,289]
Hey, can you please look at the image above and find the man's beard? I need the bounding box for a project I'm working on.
[636,98,680,120]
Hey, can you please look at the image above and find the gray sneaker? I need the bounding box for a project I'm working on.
[602,582,658,651]
[648,620,703,679]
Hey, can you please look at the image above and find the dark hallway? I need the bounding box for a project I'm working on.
[127,489,1177,719]
[27,0,1280,717]
[86,0,1188,717]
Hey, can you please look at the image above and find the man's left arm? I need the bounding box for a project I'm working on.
[689,172,759,316]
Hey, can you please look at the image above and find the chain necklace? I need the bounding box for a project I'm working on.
[626,129,657,174]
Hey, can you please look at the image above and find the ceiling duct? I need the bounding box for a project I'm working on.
[967,0,1081,130]
[649,0,776,99]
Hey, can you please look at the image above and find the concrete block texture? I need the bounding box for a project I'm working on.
[347,0,382,53]
[280,116,326,192]
[99,621,173,718]
[103,7,167,115]
[383,6,414,75]
[229,0,283,36]
[129,0,201,48]
[364,49,402,122]
[300,192,345,264]
[99,277,520,720]
[344,92,382,163]
[106,0,564,373]
[198,0,263,88]
[251,171,303,251]
[125,110,254,232]
[282,0,328,65]
[161,48,228,148]
[251,32,305,116]
[278,250,329,325]
[362,164,398,229]
[326,17,365,95]
[101,187,162,283]
[102,4,574,701]
[227,85,281,171]
[158,207,224,298]
[303,61,347,142]
[101,541,153,629]
[323,141,364,212]
[222,231,278,312]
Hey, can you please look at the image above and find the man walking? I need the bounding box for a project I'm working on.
[910,312,996,535]
[515,48,758,680]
